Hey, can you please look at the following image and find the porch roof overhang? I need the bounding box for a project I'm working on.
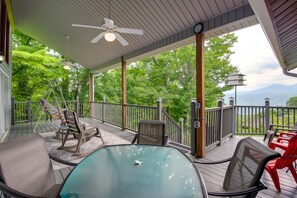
[9,0,259,74]
[249,0,297,72]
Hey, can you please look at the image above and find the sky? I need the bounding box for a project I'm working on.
[229,24,297,92]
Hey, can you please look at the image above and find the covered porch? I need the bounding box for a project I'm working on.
[3,119,297,198]
[0,0,297,197]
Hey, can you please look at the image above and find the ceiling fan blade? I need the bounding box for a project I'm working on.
[90,32,106,43]
[72,24,105,30]
[104,18,114,28]
[114,33,128,46]
[116,28,143,35]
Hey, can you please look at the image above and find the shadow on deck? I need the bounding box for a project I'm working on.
[4,118,297,198]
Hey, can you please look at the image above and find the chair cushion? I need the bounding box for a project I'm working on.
[0,134,56,196]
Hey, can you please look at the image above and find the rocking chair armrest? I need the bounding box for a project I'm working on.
[82,126,98,133]
[269,124,290,130]
[193,157,232,165]
[208,184,266,197]
[49,154,78,166]
[0,181,45,198]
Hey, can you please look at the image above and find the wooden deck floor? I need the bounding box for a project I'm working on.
[192,137,297,198]
[2,118,297,198]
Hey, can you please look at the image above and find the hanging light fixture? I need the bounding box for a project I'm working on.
[63,35,71,70]
[104,0,115,42]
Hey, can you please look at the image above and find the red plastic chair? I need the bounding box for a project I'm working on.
[265,134,297,192]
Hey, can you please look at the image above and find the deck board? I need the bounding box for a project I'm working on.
[3,119,297,197]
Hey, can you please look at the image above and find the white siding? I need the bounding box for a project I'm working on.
[0,61,11,137]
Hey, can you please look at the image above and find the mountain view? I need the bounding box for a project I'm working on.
[223,84,297,106]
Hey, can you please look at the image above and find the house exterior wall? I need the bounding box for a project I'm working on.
[0,0,11,139]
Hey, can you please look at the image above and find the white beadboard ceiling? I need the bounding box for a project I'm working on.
[10,0,260,73]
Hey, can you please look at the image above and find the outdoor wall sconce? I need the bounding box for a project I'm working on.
[0,55,4,63]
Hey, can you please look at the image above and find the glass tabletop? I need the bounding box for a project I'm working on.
[60,144,207,198]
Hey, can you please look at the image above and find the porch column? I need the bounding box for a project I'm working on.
[89,73,94,117]
[196,33,205,158]
[121,56,127,130]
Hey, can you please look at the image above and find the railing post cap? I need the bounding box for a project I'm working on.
[157,98,162,102]
[229,97,234,100]
[264,98,270,101]
[179,118,184,122]
[191,98,196,102]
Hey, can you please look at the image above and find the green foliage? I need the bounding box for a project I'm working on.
[12,30,89,101]
[95,33,239,123]
[286,96,297,107]
[12,29,238,124]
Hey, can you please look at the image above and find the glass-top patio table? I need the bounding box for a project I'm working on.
[59,144,207,198]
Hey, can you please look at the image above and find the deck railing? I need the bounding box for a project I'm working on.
[204,102,233,150]
[90,101,183,144]
[235,100,297,135]
[11,97,297,150]
[11,97,90,124]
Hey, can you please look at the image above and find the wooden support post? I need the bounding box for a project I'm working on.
[196,33,205,158]
[89,73,94,118]
[121,56,127,130]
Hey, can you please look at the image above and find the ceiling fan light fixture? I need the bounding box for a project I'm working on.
[104,32,116,42]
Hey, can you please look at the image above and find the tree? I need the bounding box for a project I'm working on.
[94,33,239,123]
[286,96,297,107]
[12,30,90,101]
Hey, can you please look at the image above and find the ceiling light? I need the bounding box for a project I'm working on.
[104,32,116,42]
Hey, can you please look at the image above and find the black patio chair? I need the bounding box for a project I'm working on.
[193,137,280,197]
[263,130,275,146]
[131,120,168,146]
[0,134,77,198]
[263,122,297,141]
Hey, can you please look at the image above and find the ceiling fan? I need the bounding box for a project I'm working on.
[72,18,143,46]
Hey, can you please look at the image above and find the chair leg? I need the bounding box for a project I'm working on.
[267,168,281,192]
[288,164,297,183]
[74,135,83,154]
[59,131,69,149]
